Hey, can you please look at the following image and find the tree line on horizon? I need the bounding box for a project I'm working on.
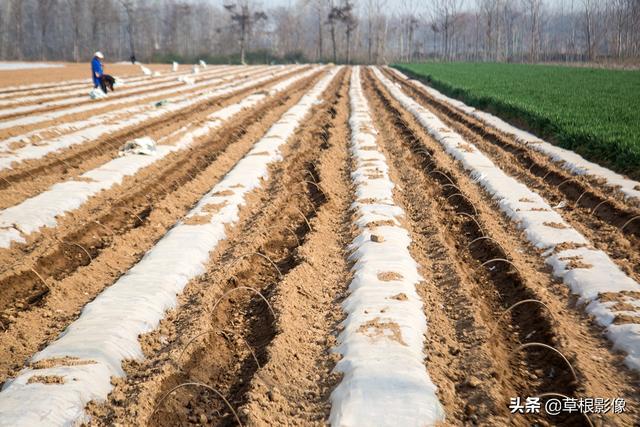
[0,0,638,65]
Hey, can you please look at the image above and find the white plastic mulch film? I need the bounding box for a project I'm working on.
[119,136,157,156]
[329,67,445,427]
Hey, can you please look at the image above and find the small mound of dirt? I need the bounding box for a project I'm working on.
[27,375,65,384]
[212,190,234,196]
[74,176,98,183]
[370,234,384,243]
[610,302,640,312]
[357,198,378,205]
[543,221,568,229]
[553,242,588,253]
[357,317,407,346]
[566,259,593,270]
[613,314,640,325]
[366,220,396,228]
[359,162,378,169]
[201,202,228,214]
[378,271,403,281]
[183,214,212,225]
[365,173,384,179]
[456,143,475,153]
[30,357,96,369]
[599,290,640,302]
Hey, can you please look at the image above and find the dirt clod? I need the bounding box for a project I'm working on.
[378,271,403,281]
[370,234,384,243]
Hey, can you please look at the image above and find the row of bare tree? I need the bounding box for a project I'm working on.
[0,0,638,64]
[423,0,640,63]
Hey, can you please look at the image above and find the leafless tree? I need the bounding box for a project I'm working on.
[342,1,358,64]
[66,0,83,62]
[9,0,24,60]
[433,0,464,60]
[522,0,542,61]
[36,0,56,60]
[224,0,267,64]
[327,0,340,63]
[313,0,329,61]
[581,0,595,61]
[327,0,357,64]
[118,0,137,61]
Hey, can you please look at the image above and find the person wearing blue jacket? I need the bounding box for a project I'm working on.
[91,51,104,89]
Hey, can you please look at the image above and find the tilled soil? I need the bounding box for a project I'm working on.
[1,65,639,426]
[0,63,172,88]
[0,67,297,207]
[85,67,350,426]
[0,68,322,385]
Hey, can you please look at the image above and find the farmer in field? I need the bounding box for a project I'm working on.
[92,51,105,90]
[90,51,116,97]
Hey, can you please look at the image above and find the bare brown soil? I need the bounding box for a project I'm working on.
[1,65,639,427]
[0,63,172,88]
[0,66,239,121]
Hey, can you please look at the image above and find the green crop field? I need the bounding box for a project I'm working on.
[394,62,640,180]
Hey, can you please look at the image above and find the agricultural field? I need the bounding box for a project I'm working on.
[395,62,640,180]
[0,63,639,427]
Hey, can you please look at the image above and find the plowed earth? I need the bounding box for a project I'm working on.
[0,65,638,426]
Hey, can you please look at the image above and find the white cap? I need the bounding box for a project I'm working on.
[95,51,104,59]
